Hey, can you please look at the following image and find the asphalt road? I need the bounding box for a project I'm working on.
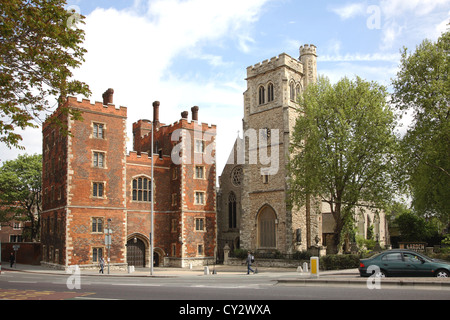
[1,269,449,302]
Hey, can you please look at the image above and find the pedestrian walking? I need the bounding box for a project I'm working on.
[246,251,255,274]
[99,257,105,274]
[9,252,15,268]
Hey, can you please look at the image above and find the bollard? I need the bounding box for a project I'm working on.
[310,256,319,278]
[204,266,209,275]
[302,262,309,273]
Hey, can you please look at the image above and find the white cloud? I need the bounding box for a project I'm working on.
[70,0,271,175]
[330,3,365,20]
[330,0,450,50]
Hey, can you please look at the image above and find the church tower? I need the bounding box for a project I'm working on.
[238,46,320,253]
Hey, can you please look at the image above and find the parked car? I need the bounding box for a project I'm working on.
[359,249,450,278]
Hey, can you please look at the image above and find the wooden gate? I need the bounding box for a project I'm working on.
[127,238,146,267]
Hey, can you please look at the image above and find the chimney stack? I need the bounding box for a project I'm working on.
[181,111,189,119]
[102,88,114,105]
[153,101,160,128]
[191,106,199,121]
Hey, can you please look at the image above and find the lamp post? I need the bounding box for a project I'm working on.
[150,113,155,276]
[106,218,112,274]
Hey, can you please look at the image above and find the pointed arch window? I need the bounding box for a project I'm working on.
[258,86,265,105]
[289,81,296,101]
[267,83,274,102]
[228,192,237,229]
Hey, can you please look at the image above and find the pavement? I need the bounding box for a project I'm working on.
[1,262,450,290]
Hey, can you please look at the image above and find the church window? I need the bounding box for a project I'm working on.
[228,192,237,229]
[258,86,265,105]
[289,81,296,101]
[267,83,274,102]
[231,166,243,186]
[132,177,152,202]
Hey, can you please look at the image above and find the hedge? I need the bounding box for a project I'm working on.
[320,254,360,270]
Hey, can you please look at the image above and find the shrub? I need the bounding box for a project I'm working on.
[233,249,248,259]
[320,254,360,270]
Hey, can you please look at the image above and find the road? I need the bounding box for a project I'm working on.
[1,269,449,302]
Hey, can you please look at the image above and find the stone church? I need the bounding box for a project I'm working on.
[217,44,388,257]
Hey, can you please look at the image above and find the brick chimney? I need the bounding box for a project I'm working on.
[102,88,114,105]
[153,101,160,128]
[181,111,189,119]
[191,106,199,121]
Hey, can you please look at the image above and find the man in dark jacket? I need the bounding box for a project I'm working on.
[9,252,15,268]
[246,251,255,274]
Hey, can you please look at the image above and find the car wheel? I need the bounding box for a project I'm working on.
[435,269,449,278]
[377,270,387,278]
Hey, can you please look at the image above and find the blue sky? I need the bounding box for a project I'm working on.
[1,0,449,176]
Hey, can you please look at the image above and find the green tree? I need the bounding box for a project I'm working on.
[289,76,399,252]
[392,30,449,222]
[0,0,91,149]
[0,154,42,241]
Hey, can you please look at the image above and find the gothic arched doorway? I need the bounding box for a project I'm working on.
[257,206,277,249]
[127,237,146,267]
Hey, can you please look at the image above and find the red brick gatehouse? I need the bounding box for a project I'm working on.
[41,89,216,269]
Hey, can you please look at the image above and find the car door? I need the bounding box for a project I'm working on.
[380,252,406,276]
[402,252,434,277]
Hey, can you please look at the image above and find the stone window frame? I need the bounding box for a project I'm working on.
[91,217,104,233]
[92,181,106,199]
[197,243,205,257]
[92,150,106,168]
[92,122,106,140]
[92,247,104,263]
[194,191,205,205]
[194,139,206,154]
[230,166,243,187]
[258,85,265,105]
[194,217,206,232]
[131,175,153,203]
[267,82,274,102]
[194,165,205,180]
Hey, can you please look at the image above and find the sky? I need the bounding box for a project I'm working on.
[1,0,449,178]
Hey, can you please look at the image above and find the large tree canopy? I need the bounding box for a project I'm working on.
[289,76,399,251]
[0,0,90,149]
[392,30,449,221]
[0,154,42,241]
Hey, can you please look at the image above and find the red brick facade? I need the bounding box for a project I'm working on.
[41,90,216,269]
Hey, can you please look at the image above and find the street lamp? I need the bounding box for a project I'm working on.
[150,104,155,276]
[106,218,112,274]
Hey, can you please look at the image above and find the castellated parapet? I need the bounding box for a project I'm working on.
[247,53,303,79]
[299,44,318,58]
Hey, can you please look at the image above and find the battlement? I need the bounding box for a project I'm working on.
[66,96,127,118]
[126,151,171,167]
[246,53,303,78]
[300,44,318,57]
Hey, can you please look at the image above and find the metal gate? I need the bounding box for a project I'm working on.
[127,238,146,267]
